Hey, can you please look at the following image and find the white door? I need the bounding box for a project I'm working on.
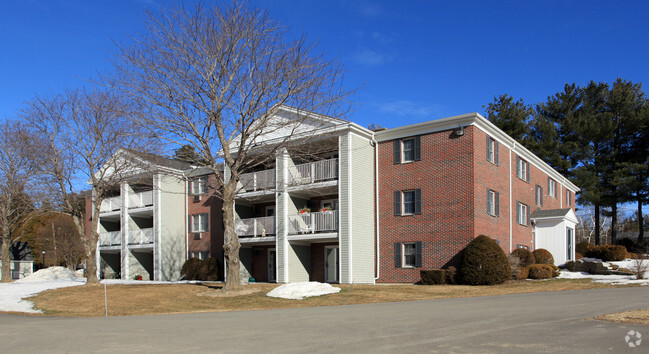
[268,248,276,283]
[325,246,339,283]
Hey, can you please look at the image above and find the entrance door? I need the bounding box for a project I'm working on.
[325,246,339,283]
[268,248,276,283]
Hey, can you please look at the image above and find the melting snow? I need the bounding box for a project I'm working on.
[267,282,341,300]
[558,259,649,285]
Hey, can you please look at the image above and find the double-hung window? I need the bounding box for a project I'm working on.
[394,241,423,268]
[486,136,499,164]
[566,190,572,206]
[393,136,421,164]
[516,157,529,182]
[516,202,529,226]
[535,185,544,207]
[487,189,500,216]
[548,178,557,198]
[191,176,208,195]
[190,213,209,233]
[394,189,422,216]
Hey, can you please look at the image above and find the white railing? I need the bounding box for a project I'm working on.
[289,158,338,186]
[288,211,338,234]
[100,197,122,213]
[129,228,154,245]
[238,169,276,193]
[235,216,275,237]
[99,231,121,246]
[129,191,154,209]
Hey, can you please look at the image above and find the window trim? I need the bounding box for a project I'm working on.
[516,157,530,182]
[402,242,416,268]
[401,138,416,163]
[548,178,557,198]
[191,176,208,195]
[393,136,421,164]
[394,189,422,216]
[516,202,529,226]
[566,190,572,206]
[394,241,422,268]
[535,185,544,207]
[486,136,499,165]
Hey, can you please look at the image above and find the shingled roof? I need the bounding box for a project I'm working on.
[530,208,573,219]
[123,149,193,171]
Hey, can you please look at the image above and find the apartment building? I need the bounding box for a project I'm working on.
[89,107,578,284]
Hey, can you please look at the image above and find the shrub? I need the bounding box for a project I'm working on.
[630,256,649,280]
[615,238,649,254]
[585,245,628,261]
[511,248,535,267]
[181,258,202,280]
[532,249,554,265]
[517,266,530,280]
[420,270,447,285]
[575,252,583,260]
[527,264,557,279]
[459,235,511,285]
[445,266,457,285]
[576,241,592,256]
[197,257,220,281]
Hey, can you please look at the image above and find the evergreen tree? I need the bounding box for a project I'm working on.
[484,94,534,146]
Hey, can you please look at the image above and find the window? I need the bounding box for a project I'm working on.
[516,202,529,226]
[517,244,530,250]
[191,176,208,195]
[393,136,421,164]
[487,189,500,216]
[191,251,209,260]
[394,241,422,268]
[394,189,422,216]
[566,190,572,206]
[548,178,556,198]
[516,157,529,182]
[190,213,209,232]
[486,136,499,164]
[535,185,544,207]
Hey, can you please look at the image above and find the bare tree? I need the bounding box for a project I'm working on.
[104,2,353,290]
[0,122,40,282]
[22,87,151,284]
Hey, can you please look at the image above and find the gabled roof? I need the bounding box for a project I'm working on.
[122,149,192,171]
[531,208,578,224]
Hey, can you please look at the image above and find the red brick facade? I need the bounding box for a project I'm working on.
[378,125,576,283]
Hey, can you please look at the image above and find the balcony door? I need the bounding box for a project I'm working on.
[268,248,276,283]
[325,246,339,283]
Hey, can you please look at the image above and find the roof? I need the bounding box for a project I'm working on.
[122,149,193,171]
[531,208,573,219]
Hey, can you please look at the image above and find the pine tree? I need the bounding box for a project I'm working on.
[484,94,533,146]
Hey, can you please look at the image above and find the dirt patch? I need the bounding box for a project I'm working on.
[596,308,649,325]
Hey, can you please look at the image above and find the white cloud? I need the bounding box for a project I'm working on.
[352,47,391,66]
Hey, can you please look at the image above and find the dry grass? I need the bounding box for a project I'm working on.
[596,309,649,325]
[25,279,630,317]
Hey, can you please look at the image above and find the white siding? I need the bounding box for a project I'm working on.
[155,173,187,280]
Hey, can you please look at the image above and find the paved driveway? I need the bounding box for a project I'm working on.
[1,287,648,353]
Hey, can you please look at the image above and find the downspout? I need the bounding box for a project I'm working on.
[509,142,514,253]
[372,133,380,282]
[184,174,189,262]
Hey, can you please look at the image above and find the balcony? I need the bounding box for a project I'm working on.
[235,216,275,237]
[129,228,154,245]
[128,191,153,209]
[238,169,276,193]
[289,158,338,186]
[99,231,121,246]
[288,211,338,234]
[100,197,122,213]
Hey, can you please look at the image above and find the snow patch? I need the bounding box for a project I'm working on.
[267,282,341,300]
[558,258,649,285]
[0,267,86,313]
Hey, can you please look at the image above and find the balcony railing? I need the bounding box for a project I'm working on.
[128,191,154,209]
[235,216,275,237]
[288,211,338,234]
[238,169,276,193]
[100,197,122,213]
[129,228,154,245]
[289,158,338,186]
[99,231,121,246]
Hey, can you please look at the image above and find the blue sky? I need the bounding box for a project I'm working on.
[2,0,649,131]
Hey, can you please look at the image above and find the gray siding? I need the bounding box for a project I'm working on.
[288,244,311,282]
[338,134,351,283]
[156,173,187,280]
[275,149,289,282]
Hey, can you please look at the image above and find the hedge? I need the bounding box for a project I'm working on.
[420,270,447,285]
[459,235,511,285]
[528,264,558,279]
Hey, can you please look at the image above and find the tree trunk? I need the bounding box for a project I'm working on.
[84,203,101,285]
[594,204,601,245]
[611,203,618,245]
[0,230,11,282]
[639,202,644,243]
[222,180,241,291]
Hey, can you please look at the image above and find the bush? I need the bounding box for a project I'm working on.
[420,270,447,285]
[576,241,592,256]
[445,266,457,285]
[532,249,554,265]
[615,238,649,254]
[511,248,535,267]
[575,252,583,260]
[517,266,530,280]
[459,235,511,285]
[528,264,558,279]
[197,257,220,281]
[585,245,628,261]
[181,258,202,280]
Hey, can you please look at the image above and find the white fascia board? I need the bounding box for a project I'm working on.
[375,112,580,193]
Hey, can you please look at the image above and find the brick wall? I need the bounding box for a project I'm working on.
[377,127,475,283]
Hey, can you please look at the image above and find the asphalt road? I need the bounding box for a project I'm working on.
[1,287,649,353]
